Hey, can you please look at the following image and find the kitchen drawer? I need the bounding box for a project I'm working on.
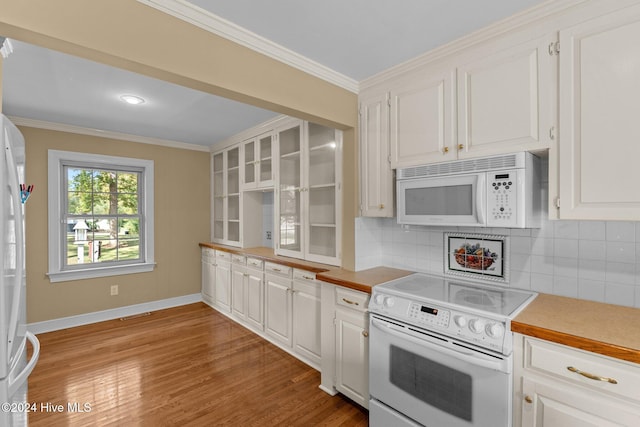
[201,248,215,260]
[336,287,369,313]
[524,336,640,403]
[264,262,292,278]
[293,269,317,283]
[246,257,264,270]
[231,254,246,265]
[216,251,231,261]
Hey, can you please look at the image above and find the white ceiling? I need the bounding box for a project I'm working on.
[1,0,547,148]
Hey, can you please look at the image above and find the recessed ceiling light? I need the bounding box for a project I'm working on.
[120,94,145,105]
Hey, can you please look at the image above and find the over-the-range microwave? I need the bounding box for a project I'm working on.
[396,152,541,228]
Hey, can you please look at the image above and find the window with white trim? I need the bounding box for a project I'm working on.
[48,150,155,282]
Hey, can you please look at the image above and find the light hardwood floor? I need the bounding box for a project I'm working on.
[27,303,368,426]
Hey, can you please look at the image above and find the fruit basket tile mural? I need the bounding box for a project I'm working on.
[445,233,509,284]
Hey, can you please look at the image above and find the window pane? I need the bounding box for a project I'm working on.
[67,168,92,192]
[118,172,138,193]
[92,193,113,215]
[68,191,92,215]
[118,193,138,214]
[93,170,117,193]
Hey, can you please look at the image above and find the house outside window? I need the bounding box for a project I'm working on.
[47,150,155,282]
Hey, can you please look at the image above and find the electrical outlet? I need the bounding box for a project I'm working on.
[110,285,119,296]
[266,231,272,240]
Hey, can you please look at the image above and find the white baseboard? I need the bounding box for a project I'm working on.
[27,293,203,334]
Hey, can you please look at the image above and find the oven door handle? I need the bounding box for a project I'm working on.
[371,317,509,373]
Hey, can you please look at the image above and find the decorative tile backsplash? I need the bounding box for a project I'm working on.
[355,216,640,308]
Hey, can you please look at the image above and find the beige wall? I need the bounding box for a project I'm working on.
[22,126,211,323]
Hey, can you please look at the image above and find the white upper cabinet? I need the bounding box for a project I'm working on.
[364,32,556,173]
[389,67,456,168]
[242,131,274,190]
[558,4,640,220]
[359,92,394,217]
[457,34,556,158]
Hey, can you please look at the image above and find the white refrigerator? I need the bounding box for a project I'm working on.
[0,114,40,426]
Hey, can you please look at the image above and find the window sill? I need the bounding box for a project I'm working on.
[47,262,156,283]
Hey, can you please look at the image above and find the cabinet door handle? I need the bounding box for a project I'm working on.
[457,144,464,151]
[342,298,359,306]
[524,395,533,404]
[362,331,369,338]
[379,204,385,209]
[443,146,449,154]
[567,366,618,384]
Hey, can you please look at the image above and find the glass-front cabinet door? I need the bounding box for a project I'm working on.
[212,151,225,241]
[275,120,341,265]
[242,132,274,190]
[211,145,241,246]
[307,123,341,263]
[226,146,240,245]
[276,123,303,256]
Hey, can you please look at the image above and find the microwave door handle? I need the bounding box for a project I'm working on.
[476,174,486,225]
[371,318,508,372]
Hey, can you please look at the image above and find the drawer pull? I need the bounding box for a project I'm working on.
[302,275,314,280]
[567,366,618,384]
[524,395,533,404]
[272,268,281,272]
[342,298,359,306]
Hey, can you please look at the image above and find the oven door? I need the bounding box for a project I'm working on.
[396,173,486,227]
[369,314,512,427]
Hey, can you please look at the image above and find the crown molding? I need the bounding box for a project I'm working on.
[136,0,359,93]
[9,116,211,152]
[360,0,588,90]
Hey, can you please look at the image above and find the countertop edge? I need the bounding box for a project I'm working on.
[315,274,376,294]
[511,320,640,364]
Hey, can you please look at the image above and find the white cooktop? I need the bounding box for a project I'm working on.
[375,273,536,318]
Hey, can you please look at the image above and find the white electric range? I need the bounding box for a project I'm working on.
[368,273,537,427]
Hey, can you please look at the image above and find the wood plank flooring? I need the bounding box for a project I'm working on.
[27,303,368,426]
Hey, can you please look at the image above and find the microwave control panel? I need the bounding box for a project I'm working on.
[487,169,521,227]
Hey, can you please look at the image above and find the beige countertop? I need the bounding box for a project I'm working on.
[512,293,640,364]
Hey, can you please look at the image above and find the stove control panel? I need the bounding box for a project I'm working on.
[408,303,450,328]
[370,292,509,353]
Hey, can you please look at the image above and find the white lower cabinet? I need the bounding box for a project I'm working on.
[333,286,370,408]
[245,258,265,331]
[292,271,322,367]
[201,248,216,304]
[265,270,293,347]
[230,255,264,329]
[514,334,640,427]
[213,252,231,313]
[202,251,371,398]
[231,263,247,321]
